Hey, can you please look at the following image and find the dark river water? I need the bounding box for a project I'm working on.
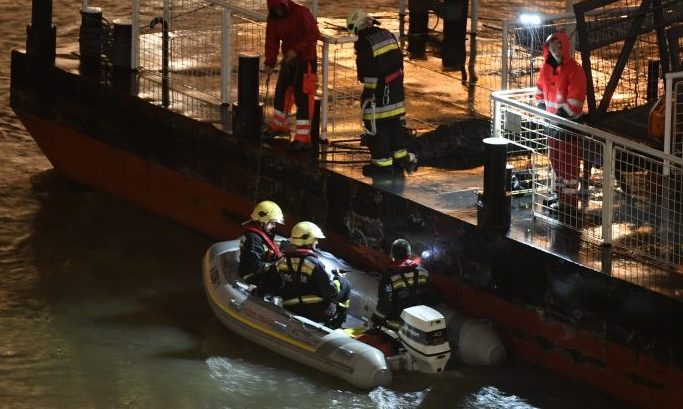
[0,1,633,408]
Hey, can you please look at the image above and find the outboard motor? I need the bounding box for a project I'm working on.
[395,305,451,373]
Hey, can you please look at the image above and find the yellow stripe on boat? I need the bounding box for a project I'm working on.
[207,287,317,352]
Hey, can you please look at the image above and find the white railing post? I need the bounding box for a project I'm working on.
[601,139,614,245]
[131,0,140,70]
[492,98,502,138]
[221,9,232,105]
[320,41,330,141]
[82,0,88,12]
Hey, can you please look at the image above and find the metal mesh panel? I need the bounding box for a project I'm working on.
[674,80,683,158]
[493,88,683,272]
[612,148,683,269]
[577,1,666,112]
[504,19,578,90]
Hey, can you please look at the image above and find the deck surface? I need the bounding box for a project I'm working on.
[53,44,683,301]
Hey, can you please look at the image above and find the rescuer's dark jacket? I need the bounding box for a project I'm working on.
[276,247,339,322]
[373,259,434,324]
[239,224,283,294]
[354,25,406,121]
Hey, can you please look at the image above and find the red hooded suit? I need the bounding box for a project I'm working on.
[265,0,319,144]
[535,31,587,208]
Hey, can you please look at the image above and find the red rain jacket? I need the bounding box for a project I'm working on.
[535,32,587,119]
[264,0,319,67]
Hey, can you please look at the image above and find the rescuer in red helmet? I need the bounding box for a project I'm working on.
[264,0,320,152]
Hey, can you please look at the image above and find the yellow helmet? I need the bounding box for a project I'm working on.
[289,221,325,246]
[250,200,284,224]
[346,9,373,36]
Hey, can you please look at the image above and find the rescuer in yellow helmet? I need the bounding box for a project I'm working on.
[239,200,285,294]
[275,221,351,328]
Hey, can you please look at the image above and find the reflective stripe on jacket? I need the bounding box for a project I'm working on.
[275,248,337,306]
[374,259,430,322]
[355,26,406,120]
[535,31,587,119]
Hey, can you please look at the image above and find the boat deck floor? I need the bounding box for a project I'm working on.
[52,45,683,302]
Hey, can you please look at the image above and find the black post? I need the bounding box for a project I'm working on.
[477,137,511,232]
[407,0,429,59]
[232,52,264,142]
[311,97,321,153]
[111,18,132,69]
[646,60,660,103]
[149,17,169,106]
[441,0,468,71]
[26,0,56,65]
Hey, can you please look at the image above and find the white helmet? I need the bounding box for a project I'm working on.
[289,221,325,246]
[250,200,284,224]
[346,9,374,36]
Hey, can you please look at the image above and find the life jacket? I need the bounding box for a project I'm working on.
[276,248,328,306]
[244,225,283,261]
[384,259,430,313]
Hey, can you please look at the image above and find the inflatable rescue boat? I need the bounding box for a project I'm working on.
[202,239,506,388]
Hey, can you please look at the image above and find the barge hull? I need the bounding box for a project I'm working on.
[10,49,683,408]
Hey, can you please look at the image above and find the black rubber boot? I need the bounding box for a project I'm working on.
[362,164,394,176]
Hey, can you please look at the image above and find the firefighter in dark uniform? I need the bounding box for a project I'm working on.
[371,239,436,330]
[276,221,351,328]
[347,9,418,176]
[239,200,285,295]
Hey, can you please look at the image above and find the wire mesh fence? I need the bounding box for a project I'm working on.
[493,87,683,273]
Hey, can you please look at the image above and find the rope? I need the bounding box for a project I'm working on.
[253,73,271,208]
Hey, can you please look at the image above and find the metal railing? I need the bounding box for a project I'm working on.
[132,0,365,140]
[492,82,683,270]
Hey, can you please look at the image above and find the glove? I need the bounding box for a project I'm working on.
[324,302,337,318]
[556,107,570,119]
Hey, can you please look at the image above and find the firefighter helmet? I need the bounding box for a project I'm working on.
[390,239,412,260]
[289,221,325,246]
[250,201,284,224]
[346,9,374,36]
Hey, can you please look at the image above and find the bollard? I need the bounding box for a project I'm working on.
[442,0,468,70]
[111,18,132,68]
[477,137,511,232]
[26,0,56,65]
[407,0,429,59]
[79,7,105,63]
[232,53,264,142]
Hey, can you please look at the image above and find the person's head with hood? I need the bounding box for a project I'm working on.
[543,31,571,67]
[267,0,290,19]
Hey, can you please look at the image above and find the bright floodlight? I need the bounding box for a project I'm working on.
[519,13,542,26]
